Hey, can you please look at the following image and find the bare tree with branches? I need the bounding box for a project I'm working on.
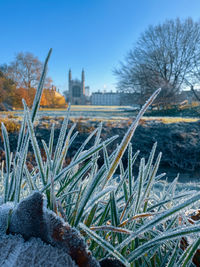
[115,18,200,107]
[2,52,52,90]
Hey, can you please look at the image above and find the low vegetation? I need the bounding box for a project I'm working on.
[1,50,200,266]
[146,104,200,117]
[0,118,20,137]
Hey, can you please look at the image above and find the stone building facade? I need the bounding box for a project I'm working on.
[91,92,121,105]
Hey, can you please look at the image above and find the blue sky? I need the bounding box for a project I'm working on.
[1,0,200,93]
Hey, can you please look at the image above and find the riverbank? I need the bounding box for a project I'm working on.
[0,117,200,182]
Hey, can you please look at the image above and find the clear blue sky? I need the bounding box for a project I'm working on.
[1,0,200,93]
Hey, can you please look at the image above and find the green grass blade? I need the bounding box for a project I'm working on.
[134,157,145,214]
[14,142,29,204]
[24,165,35,191]
[123,179,129,203]
[166,241,179,267]
[143,152,162,212]
[31,48,52,122]
[110,191,122,243]
[23,101,46,185]
[94,122,102,147]
[70,185,83,226]
[42,139,53,183]
[55,123,76,174]
[128,143,133,197]
[1,123,11,202]
[178,237,200,267]
[103,144,110,172]
[52,104,71,172]
[84,203,98,227]
[79,223,130,267]
[128,225,200,263]
[48,123,55,157]
[16,112,27,154]
[97,201,110,226]
[115,150,139,195]
[120,192,135,222]
[144,142,157,181]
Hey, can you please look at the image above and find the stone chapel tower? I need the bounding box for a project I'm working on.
[68,69,85,104]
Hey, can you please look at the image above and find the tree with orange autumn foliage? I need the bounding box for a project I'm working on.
[0,52,66,109]
[40,89,66,108]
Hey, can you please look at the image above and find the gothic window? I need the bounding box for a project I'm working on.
[72,86,81,97]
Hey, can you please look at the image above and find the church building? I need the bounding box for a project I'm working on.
[67,69,86,105]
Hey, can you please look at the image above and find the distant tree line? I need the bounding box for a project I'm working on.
[115,18,200,108]
[0,52,66,109]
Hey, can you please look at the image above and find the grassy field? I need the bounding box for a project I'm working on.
[142,116,199,124]
[1,105,200,125]
[40,105,135,111]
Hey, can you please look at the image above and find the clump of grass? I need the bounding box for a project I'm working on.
[1,50,200,266]
[0,118,20,135]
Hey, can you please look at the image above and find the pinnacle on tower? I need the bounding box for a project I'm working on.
[82,68,85,82]
[69,69,72,82]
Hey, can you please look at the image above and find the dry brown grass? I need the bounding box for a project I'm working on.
[142,116,199,124]
[0,118,20,134]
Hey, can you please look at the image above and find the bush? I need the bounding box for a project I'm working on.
[1,50,200,266]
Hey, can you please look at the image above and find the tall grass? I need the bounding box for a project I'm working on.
[1,50,200,266]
